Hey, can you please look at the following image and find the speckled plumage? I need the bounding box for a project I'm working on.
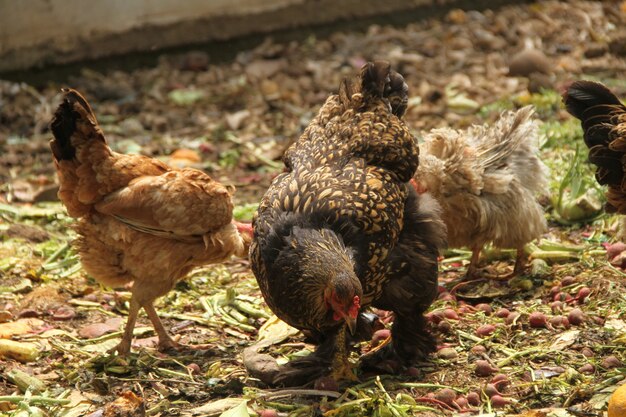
[414,106,547,277]
[250,62,446,383]
[50,89,248,354]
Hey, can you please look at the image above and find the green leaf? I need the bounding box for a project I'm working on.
[233,203,259,221]
[168,88,205,106]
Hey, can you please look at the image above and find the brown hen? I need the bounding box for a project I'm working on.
[250,61,447,386]
[50,89,251,355]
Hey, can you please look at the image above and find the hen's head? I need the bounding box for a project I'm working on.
[274,226,363,333]
[323,273,362,334]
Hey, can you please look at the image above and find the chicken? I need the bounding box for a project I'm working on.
[250,61,447,385]
[562,81,626,214]
[562,81,626,264]
[413,106,547,279]
[49,89,252,355]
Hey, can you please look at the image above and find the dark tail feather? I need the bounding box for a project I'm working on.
[563,80,624,120]
[50,88,99,161]
[386,70,409,118]
[339,61,409,117]
[360,60,391,98]
[563,81,626,207]
[338,61,390,109]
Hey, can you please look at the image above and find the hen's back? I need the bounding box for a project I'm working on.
[469,106,544,194]
[254,61,420,283]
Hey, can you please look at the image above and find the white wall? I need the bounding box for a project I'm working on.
[0,0,431,72]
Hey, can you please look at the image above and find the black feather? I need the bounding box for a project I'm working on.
[257,210,370,279]
[360,61,391,98]
[49,96,78,161]
[564,80,624,120]
[49,89,100,162]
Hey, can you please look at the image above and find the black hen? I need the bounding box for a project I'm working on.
[250,61,447,386]
[563,81,626,213]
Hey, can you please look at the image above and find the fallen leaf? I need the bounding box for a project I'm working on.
[0,318,45,339]
[59,390,94,417]
[219,400,249,417]
[0,310,14,323]
[132,336,158,349]
[5,224,50,242]
[188,398,248,416]
[9,179,37,202]
[0,339,40,362]
[532,366,565,380]
[242,346,279,385]
[0,277,33,294]
[52,306,76,321]
[33,185,60,202]
[257,315,299,347]
[103,391,145,417]
[245,59,287,79]
[79,322,120,339]
[550,329,580,351]
[81,339,121,353]
[225,110,250,130]
[168,88,204,106]
[605,318,626,332]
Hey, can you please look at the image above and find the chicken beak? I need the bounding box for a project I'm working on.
[346,316,357,336]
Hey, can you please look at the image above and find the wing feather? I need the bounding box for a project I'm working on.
[95,168,234,238]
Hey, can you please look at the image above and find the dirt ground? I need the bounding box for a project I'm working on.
[1,1,626,416]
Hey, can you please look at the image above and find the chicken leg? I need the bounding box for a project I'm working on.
[494,247,527,280]
[143,301,180,352]
[330,324,358,382]
[464,247,482,280]
[111,298,140,355]
[109,297,178,354]
[464,246,527,281]
[364,189,440,369]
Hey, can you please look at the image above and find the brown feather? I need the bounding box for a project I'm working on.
[49,88,247,354]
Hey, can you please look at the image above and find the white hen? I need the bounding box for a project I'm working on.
[414,106,547,279]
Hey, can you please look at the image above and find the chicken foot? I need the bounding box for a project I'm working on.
[111,297,214,355]
[464,246,527,281]
[272,327,357,387]
[144,301,216,352]
[109,297,180,355]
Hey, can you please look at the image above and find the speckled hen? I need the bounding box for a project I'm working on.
[250,61,447,385]
[50,89,252,355]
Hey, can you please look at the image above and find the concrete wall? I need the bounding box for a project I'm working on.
[0,0,437,73]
